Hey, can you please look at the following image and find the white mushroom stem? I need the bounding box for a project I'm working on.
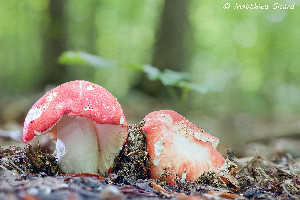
[56,115,99,173]
[54,115,127,175]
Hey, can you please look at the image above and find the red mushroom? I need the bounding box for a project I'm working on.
[143,110,226,185]
[23,80,128,175]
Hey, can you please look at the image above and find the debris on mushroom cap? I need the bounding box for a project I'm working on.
[142,110,226,185]
[23,80,127,143]
[22,80,128,175]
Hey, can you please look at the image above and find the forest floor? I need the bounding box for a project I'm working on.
[0,123,299,200]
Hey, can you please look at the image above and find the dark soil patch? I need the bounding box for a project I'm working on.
[113,120,151,185]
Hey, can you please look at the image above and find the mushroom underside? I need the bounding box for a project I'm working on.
[51,115,127,176]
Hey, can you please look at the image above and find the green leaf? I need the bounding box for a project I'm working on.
[58,51,214,94]
[177,81,211,94]
[59,51,117,69]
[122,63,144,71]
[142,65,161,80]
[160,69,191,86]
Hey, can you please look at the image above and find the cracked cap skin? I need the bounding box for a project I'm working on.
[143,110,226,185]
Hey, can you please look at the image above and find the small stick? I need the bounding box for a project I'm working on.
[254,150,293,177]
[150,180,170,194]
[137,159,147,173]
[282,183,298,199]
[9,159,25,174]
[126,148,141,157]
[237,156,259,174]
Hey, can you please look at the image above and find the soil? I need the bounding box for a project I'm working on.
[0,123,299,200]
[113,120,151,185]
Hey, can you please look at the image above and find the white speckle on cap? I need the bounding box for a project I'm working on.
[146,117,151,122]
[153,157,160,166]
[34,130,42,135]
[83,106,93,111]
[154,137,164,156]
[193,132,219,148]
[87,85,95,90]
[25,107,42,124]
[181,171,187,182]
[193,132,201,140]
[79,81,83,97]
[120,116,125,124]
[46,92,57,102]
[158,114,171,123]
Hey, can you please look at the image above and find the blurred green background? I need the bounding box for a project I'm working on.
[1,0,299,157]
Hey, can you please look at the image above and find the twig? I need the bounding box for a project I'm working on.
[254,149,293,177]
[150,180,171,198]
[0,165,8,170]
[25,145,43,169]
[282,183,298,199]
[126,149,141,157]
[137,159,147,174]
[237,156,259,174]
[9,159,25,174]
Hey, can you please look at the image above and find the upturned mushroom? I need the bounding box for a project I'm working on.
[23,80,128,175]
[143,110,226,185]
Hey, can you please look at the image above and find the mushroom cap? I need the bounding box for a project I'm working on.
[23,80,127,143]
[143,110,226,185]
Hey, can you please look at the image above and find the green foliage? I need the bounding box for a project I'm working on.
[59,51,210,95]
[59,51,117,69]
[142,65,161,80]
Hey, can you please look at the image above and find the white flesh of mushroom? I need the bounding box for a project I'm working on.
[56,115,99,173]
[54,115,127,175]
[95,124,127,175]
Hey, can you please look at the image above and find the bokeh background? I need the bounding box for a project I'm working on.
[0,0,299,158]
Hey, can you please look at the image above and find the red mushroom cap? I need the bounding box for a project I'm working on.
[143,110,226,185]
[23,80,127,143]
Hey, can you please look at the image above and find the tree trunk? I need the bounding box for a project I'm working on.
[43,0,67,85]
[139,0,190,96]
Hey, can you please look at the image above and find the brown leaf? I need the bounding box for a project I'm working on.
[22,194,41,200]
[206,190,239,199]
[174,193,202,200]
[59,173,105,181]
[218,172,240,191]
[119,185,158,197]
